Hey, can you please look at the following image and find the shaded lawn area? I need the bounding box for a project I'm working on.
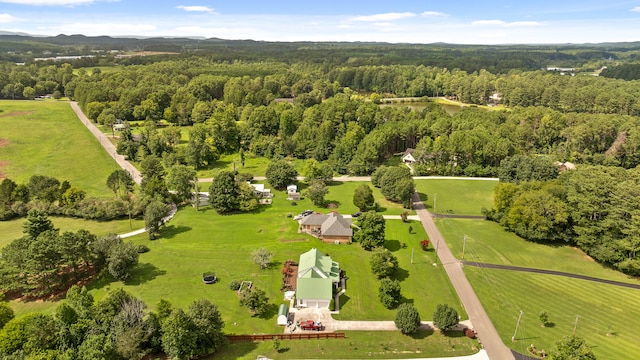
[196,154,306,179]
[466,268,640,360]
[0,100,119,197]
[208,330,479,359]
[438,218,639,284]
[414,179,497,215]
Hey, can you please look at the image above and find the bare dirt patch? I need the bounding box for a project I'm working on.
[280,238,309,243]
[0,138,10,147]
[0,160,8,179]
[0,111,34,118]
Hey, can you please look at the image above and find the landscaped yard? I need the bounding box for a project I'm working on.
[0,100,119,197]
[415,179,497,215]
[438,218,640,360]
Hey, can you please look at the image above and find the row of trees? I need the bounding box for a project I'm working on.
[486,165,640,275]
[0,287,225,359]
[0,210,139,298]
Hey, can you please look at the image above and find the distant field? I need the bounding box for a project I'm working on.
[415,179,497,215]
[0,100,119,197]
[438,218,640,360]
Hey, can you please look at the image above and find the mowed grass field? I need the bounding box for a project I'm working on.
[415,179,497,215]
[0,100,119,197]
[438,218,640,359]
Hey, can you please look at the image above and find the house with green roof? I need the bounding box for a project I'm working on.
[296,248,340,309]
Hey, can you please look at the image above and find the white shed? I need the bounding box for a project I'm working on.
[287,184,298,193]
[277,304,289,326]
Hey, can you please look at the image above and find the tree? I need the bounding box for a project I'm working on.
[265,160,298,190]
[208,171,240,213]
[539,311,549,327]
[107,241,139,281]
[394,303,421,334]
[0,302,14,330]
[237,181,259,212]
[548,335,596,360]
[186,299,225,357]
[306,180,328,206]
[166,164,196,204]
[22,209,56,239]
[140,155,167,199]
[433,304,459,333]
[252,248,273,269]
[378,278,402,309]
[144,200,170,240]
[161,308,197,360]
[379,167,413,204]
[370,249,399,279]
[239,287,269,316]
[106,169,134,200]
[354,211,386,250]
[353,184,375,211]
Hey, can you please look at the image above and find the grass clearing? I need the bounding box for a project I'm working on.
[0,100,119,197]
[209,330,479,359]
[438,218,640,359]
[415,179,497,215]
[325,181,414,216]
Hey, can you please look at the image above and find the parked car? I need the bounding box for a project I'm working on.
[302,210,314,216]
[351,211,362,218]
[300,320,325,331]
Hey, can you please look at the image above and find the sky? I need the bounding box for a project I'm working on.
[1,0,640,44]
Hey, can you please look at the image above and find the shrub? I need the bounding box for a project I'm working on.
[420,239,430,251]
[228,280,241,291]
[433,304,459,333]
[394,303,421,334]
[378,278,401,309]
[136,244,150,253]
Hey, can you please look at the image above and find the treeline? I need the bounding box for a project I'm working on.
[0,286,224,359]
[601,63,640,80]
[486,164,640,276]
[0,210,140,298]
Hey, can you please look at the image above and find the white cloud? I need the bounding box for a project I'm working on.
[0,13,18,23]
[421,11,447,17]
[350,12,416,22]
[631,6,640,12]
[176,5,216,14]
[0,0,94,5]
[472,19,543,27]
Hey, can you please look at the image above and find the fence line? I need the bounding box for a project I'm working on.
[226,333,345,341]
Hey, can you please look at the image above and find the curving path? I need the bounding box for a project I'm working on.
[464,261,640,290]
[413,192,515,360]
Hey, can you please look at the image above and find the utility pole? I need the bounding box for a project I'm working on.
[433,193,437,214]
[573,315,580,335]
[434,237,439,266]
[512,310,524,342]
[462,235,467,260]
[411,247,414,264]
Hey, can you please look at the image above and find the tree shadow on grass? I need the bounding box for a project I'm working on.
[385,239,402,251]
[160,225,192,239]
[257,303,279,319]
[408,329,434,339]
[393,267,410,282]
[443,330,467,338]
[325,200,341,209]
[417,192,429,203]
[125,263,166,285]
[214,341,258,359]
[400,296,414,305]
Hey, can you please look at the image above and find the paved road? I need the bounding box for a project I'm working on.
[413,192,515,360]
[198,175,499,183]
[69,101,142,185]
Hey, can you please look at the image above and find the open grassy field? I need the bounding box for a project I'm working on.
[438,218,640,359]
[324,181,415,216]
[209,330,479,359]
[415,179,497,215]
[0,100,119,197]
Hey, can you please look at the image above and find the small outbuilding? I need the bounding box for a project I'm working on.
[287,184,298,193]
[402,148,416,164]
[277,304,289,325]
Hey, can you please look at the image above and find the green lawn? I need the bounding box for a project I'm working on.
[438,218,640,359]
[0,100,119,197]
[466,269,640,360]
[196,154,306,179]
[415,179,497,215]
[208,330,479,359]
[325,181,415,216]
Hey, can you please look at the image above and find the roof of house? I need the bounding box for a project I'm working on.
[321,212,353,237]
[287,184,297,190]
[296,248,339,300]
[403,148,415,156]
[251,183,265,192]
[300,213,328,226]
